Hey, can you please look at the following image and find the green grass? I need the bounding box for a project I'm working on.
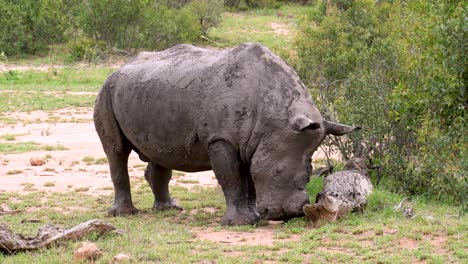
[0,68,112,115]
[208,4,313,60]
[0,68,114,92]
[0,185,465,263]
[43,182,56,187]
[0,133,26,141]
[0,91,96,113]
[0,142,67,154]
[3,44,75,66]
[6,169,23,175]
[82,156,108,165]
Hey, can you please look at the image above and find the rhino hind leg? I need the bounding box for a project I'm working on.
[144,162,182,211]
[208,140,259,226]
[94,88,138,217]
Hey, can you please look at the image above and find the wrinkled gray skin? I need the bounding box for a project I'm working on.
[94,43,359,225]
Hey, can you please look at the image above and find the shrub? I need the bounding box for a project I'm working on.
[295,0,467,208]
[78,0,145,50]
[141,4,201,50]
[0,0,67,55]
[186,0,224,35]
[76,0,218,52]
[224,0,241,8]
[245,0,281,9]
[67,36,107,63]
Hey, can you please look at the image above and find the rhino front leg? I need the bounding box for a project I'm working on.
[245,165,260,219]
[144,162,182,211]
[209,140,259,226]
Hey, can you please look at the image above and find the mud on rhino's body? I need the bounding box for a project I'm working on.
[94,43,359,225]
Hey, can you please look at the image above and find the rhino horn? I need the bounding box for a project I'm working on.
[324,120,361,136]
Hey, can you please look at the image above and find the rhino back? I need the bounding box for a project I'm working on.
[104,43,314,170]
[109,45,226,171]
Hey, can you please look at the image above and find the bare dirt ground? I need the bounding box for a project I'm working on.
[0,107,218,195]
[271,22,290,36]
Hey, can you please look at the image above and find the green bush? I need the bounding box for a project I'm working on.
[0,0,222,57]
[67,37,107,63]
[78,0,145,50]
[295,0,467,208]
[141,4,201,50]
[0,0,67,55]
[76,0,220,52]
[245,0,281,9]
[186,0,224,35]
[224,0,241,8]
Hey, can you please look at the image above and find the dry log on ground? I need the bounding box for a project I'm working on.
[0,204,23,216]
[304,157,373,222]
[0,219,118,254]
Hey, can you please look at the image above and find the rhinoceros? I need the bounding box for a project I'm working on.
[93,43,359,225]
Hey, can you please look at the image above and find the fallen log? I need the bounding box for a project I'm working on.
[0,204,23,216]
[303,157,373,223]
[0,219,119,254]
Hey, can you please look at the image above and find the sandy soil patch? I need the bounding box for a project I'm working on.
[194,224,300,246]
[271,22,290,36]
[424,234,449,255]
[398,237,419,250]
[0,109,218,195]
[1,107,94,125]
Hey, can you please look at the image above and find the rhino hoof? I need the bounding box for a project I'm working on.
[108,204,139,217]
[221,210,259,226]
[153,199,183,211]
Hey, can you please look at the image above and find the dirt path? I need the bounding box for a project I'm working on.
[0,108,218,195]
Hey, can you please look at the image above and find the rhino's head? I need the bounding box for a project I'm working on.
[250,107,359,221]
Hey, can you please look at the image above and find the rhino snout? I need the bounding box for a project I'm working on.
[258,190,310,220]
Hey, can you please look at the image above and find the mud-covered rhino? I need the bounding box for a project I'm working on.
[94,43,359,225]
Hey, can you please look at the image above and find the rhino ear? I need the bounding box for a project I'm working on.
[293,115,321,131]
[324,120,361,136]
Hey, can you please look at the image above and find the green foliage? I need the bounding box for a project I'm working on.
[67,36,107,63]
[140,4,201,50]
[186,0,224,34]
[245,0,282,9]
[76,0,220,51]
[224,0,241,8]
[296,0,467,208]
[306,176,324,200]
[78,0,146,50]
[0,0,67,55]
[385,1,467,208]
[0,0,222,57]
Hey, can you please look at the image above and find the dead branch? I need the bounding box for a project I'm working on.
[0,219,119,254]
[0,204,23,216]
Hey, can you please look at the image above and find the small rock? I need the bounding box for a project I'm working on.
[30,158,46,166]
[422,215,439,223]
[383,228,398,235]
[111,253,130,263]
[73,242,102,261]
[197,261,216,264]
[403,206,415,218]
